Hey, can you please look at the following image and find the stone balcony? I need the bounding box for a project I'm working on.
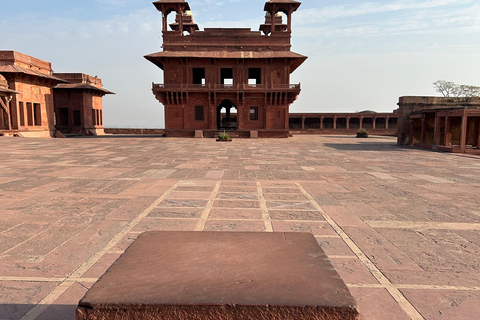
[152,83,301,93]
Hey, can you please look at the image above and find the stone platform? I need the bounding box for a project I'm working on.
[1,135,480,320]
[77,231,358,320]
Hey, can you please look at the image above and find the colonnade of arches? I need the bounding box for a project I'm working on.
[289,115,398,131]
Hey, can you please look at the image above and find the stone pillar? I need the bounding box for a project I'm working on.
[444,116,452,146]
[237,103,243,130]
[333,116,337,130]
[265,106,270,130]
[434,114,441,145]
[409,119,414,145]
[178,8,184,35]
[386,116,389,130]
[320,116,324,130]
[301,115,305,130]
[372,117,376,130]
[346,117,350,130]
[474,117,480,148]
[287,11,292,32]
[270,9,276,35]
[465,116,472,146]
[162,13,168,31]
[460,111,468,153]
[359,116,363,130]
[420,115,426,144]
[209,102,216,130]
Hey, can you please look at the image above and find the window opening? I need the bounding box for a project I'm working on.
[248,68,261,85]
[19,102,25,126]
[26,102,33,126]
[250,106,259,121]
[193,68,205,85]
[221,68,234,86]
[33,103,42,126]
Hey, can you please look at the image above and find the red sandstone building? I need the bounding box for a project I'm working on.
[145,0,307,138]
[53,73,114,136]
[0,51,65,137]
[398,96,480,154]
[289,112,398,135]
[0,51,113,137]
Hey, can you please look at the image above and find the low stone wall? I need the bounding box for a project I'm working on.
[105,128,165,135]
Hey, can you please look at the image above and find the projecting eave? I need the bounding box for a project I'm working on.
[0,87,20,94]
[144,51,307,72]
[0,65,69,83]
[153,0,191,12]
[54,83,115,94]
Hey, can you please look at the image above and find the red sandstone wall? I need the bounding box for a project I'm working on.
[12,79,55,131]
[104,128,166,135]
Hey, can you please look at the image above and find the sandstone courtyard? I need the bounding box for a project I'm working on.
[1,135,479,320]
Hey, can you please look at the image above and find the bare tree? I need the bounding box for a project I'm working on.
[434,80,480,98]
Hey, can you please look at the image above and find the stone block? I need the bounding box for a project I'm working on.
[194,130,204,138]
[250,130,258,139]
[77,231,358,320]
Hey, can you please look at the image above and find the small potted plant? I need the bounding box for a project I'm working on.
[216,131,232,142]
[356,128,368,138]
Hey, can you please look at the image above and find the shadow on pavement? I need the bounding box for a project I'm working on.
[1,304,77,320]
[323,141,402,151]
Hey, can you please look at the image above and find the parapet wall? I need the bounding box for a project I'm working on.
[0,51,53,74]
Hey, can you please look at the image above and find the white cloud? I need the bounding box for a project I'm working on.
[94,0,142,7]
[295,0,472,24]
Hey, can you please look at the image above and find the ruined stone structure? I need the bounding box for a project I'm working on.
[0,51,113,137]
[289,112,398,135]
[0,51,66,137]
[145,0,306,138]
[398,96,480,154]
[53,73,114,136]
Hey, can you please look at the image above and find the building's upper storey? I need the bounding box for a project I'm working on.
[0,51,67,83]
[145,0,306,72]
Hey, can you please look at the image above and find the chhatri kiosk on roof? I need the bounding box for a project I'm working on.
[145,0,307,138]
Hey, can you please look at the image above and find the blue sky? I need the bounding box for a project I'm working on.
[2,0,479,128]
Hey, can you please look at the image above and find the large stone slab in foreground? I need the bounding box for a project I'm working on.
[77,231,359,320]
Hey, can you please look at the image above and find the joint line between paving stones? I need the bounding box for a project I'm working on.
[347,283,480,291]
[257,182,273,232]
[19,182,180,320]
[195,181,222,231]
[296,183,425,320]
[0,276,99,283]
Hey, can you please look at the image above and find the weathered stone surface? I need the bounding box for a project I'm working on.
[77,231,359,320]
[2,135,480,320]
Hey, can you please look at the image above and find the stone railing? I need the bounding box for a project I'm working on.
[152,83,300,91]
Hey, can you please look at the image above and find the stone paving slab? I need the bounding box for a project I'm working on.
[0,135,479,319]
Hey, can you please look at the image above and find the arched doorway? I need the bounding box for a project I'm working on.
[217,99,237,130]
